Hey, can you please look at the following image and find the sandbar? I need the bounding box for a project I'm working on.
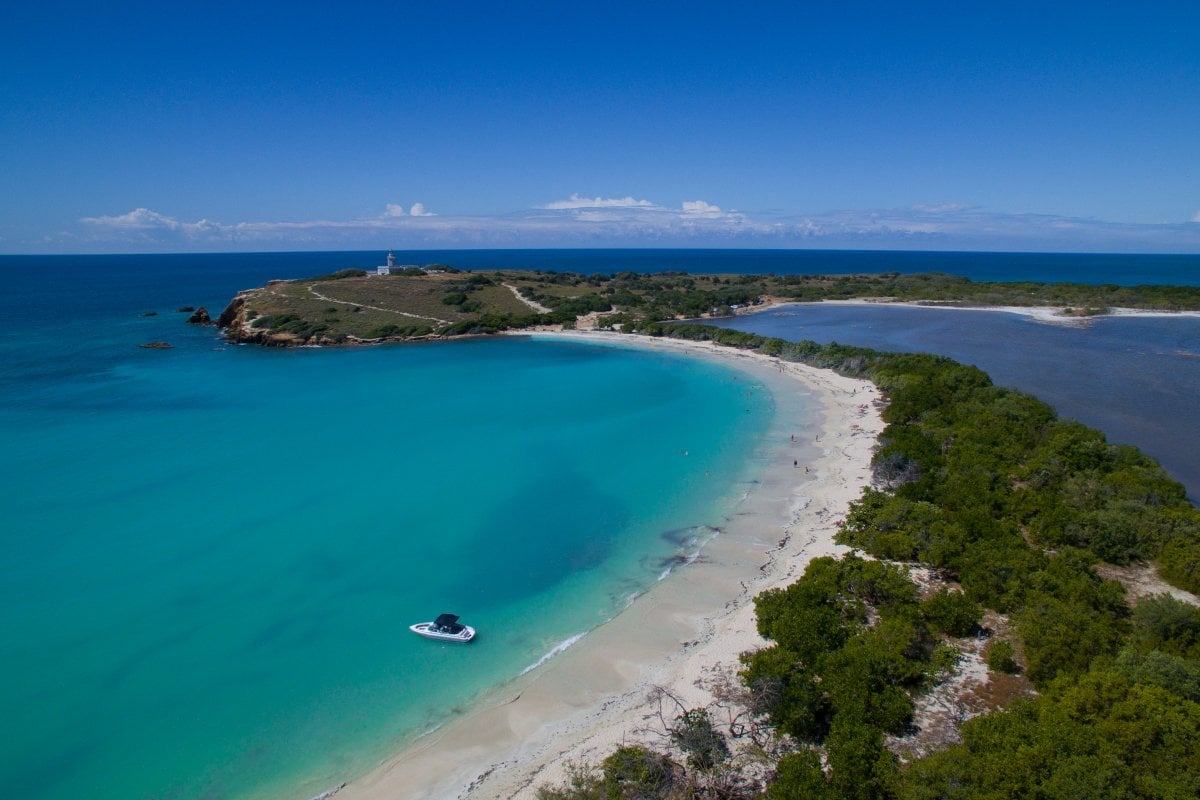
[329,330,884,800]
[794,299,1200,326]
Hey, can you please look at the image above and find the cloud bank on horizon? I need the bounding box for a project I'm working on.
[6,5,1198,256]
[70,196,1200,254]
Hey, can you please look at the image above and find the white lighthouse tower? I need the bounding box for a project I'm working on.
[377,250,397,276]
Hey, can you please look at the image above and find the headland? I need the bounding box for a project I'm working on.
[208,264,1200,800]
[214,268,1200,348]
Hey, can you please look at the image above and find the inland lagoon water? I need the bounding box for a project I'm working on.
[2,249,1197,799]
[711,303,1200,501]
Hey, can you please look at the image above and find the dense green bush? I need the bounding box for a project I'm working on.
[248,313,328,339]
[369,323,432,339]
[984,639,1018,674]
[535,745,680,800]
[921,590,982,638]
[1129,593,1200,657]
[897,671,1200,800]
[768,750,837,800]
[306,268,366,281]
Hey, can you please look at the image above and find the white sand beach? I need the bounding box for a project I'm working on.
[331,331,885,800]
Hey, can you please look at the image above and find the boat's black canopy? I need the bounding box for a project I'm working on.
[434,613,461,629]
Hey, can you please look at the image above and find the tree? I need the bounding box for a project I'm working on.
[669,708,729,770]
[921,589,982,638]
[768,750,836,800]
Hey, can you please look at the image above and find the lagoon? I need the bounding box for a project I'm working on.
[712,303,1200,501]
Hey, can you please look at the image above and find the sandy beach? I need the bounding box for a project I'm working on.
[331,330,884,800]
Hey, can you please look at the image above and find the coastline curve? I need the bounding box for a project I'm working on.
[331,331,884,800]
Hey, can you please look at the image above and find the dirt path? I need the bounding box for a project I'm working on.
[504,283,552,314]
[305,284,450,325]
[1095,562,1200,607]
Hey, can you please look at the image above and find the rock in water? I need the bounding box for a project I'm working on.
[140,342,172,349]
[187,307,212,325]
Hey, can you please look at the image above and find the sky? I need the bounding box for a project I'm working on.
[2,1,1199,254]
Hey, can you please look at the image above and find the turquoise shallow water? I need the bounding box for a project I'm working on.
[0,318,772,799]
[12,246,1189,798]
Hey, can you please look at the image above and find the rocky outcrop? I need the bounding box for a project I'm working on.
[140,342,172,349]
[187,307,212,325]
[216,294,298,346]
[217,296,245,329]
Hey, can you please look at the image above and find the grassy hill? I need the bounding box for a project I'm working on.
[216,267,1200,346]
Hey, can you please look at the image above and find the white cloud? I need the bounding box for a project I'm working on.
[82,207,183,229]
[1191,210,1200,223]
[911,203,971,214]
[81,208,227,237]
[681,200,723,216]
[542,194,656,210]
[68,202,1200,253]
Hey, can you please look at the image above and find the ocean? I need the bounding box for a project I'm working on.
[3,248,1199,292]
[1,248,1196,799]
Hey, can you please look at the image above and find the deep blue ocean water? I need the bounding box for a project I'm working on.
[3,248,1199,296]
[1,248,1197,799]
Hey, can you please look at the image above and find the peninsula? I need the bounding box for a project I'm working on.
[214,264,1200,799]
[330,322,1200,800]
[215,267,1200,346]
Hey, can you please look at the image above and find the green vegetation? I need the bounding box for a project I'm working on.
[984,640,1019,674]
[248,312,329,339]
[307,267,367,281]
[901,671,1200,799]
[535,322,1200,800]
[219,267,1200,346]
[222,264,1200,796]
[536,746,682,800]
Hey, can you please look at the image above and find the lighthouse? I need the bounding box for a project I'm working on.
[377,250,397,276]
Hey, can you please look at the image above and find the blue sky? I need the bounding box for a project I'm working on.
[2,1,1198,253]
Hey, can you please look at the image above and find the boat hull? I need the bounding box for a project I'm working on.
[409,622,476,643]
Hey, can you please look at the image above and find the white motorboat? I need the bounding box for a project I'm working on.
[410,613,475,643]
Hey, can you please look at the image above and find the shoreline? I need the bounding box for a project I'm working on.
[771,299,1200,326]
[331,331,884,800]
